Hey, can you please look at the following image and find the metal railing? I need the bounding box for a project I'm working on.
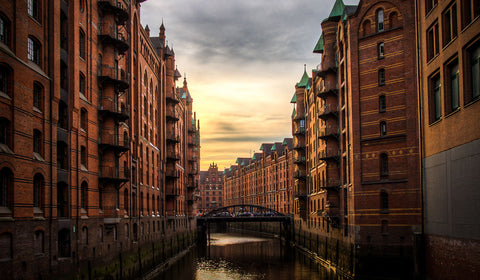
[99,98,129,117]
[100,133,130,148]
[100,166,130,179]
[317,149,340,160]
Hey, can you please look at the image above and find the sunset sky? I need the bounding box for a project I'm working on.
[141,0,358,170]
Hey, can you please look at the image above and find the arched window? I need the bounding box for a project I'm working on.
[33,129,42,156]
[378,42,384,59]
[58,101,68,129]
[377,9,384,32]
[79,72,86,98]
[0,14,11,46]
[80,146,87,169]
[58,229,71,257]
[0,167,13,209]
[389,12,399,29]
[82,226,88,245]
[33,173,44,209]
[362,20,371,37]
[57,181,69,217]
[80,181,88,210]
[33,82,43,110]
[380,191,389,212]
[379,95,386,112]
[380,121,387,136]
[34,230,44,255]
[0,64,12,97]
[57,141,68,170]
[380,153,389,177]
[143,70,147,86]
[79,29,85,59]
[124,188,129,213]
[80,108,87,131]
[0,118,10,147]
[28,36,41,65]
[378,68,385,85]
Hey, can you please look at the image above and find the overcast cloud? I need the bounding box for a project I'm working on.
[140,0,359,170]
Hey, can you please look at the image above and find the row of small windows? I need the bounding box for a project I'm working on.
[362,8,400,37]
[429,43,480,123]
[427,0,480,62]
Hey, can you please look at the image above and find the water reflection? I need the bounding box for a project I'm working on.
[156,233,340,280]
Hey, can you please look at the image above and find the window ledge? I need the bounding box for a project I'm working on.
[79,93,90,104]
[80,165,88,172]
[0,207,12,215]
[465,96,480,108]
[428,118,442,127]
[33,107,42,114]
[444,107,461,119]
[0,91,11,101]
[33,152,45,162]
[0,144,14,155]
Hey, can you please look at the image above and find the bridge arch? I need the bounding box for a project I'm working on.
[203,204,287,217]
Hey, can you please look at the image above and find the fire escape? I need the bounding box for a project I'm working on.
[165,88,180,218]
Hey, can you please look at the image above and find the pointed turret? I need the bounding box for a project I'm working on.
[296,65,310,88]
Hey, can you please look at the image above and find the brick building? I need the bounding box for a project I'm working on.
[198,162,223,214]
[416,0,480,278]
[224,138,294,215]
[291,0,422,278]
[0,1,200,279]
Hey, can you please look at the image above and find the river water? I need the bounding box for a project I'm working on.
[156,232,342,280]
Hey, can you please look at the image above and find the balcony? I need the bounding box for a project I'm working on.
[186,193,195,203]
[320,179,340,190]
[98,98,129,121]
[166,91,180,104]
[294,154,306,164]
[318,104,339,119]
[293,171,306,180]
[293,126,305,135]
[98,65,129,91]
[316,66,338,78]
[99,134,130,152]
[98,22,129,54]
[293,139,305,150]
[318,126,339,140]
[166,149,181,161]
[165,186,179,198]
[165,168,180,179]
[166,107,180,122]
[98,0,129,25]
[317,148,340,161]
[317,88,339,99]
[99,166,130,184]
[294,190,307,198]
[166,132,180,143]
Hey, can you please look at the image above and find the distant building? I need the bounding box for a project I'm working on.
[416,0,480,278]
[224,138,294,215]
[198,162,224,213]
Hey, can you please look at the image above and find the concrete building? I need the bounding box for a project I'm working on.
[224,138,294,215]
[416,0,480,278]
[198,162,224,214]
[291,0,422,278]
[0,1,200,279]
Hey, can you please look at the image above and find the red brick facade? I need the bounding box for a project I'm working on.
[198,163,223,214]
[0,1,200,279]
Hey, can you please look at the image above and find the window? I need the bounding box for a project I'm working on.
[80,146,87,169]
[28,0,40,21]
[60,61,68,90]
[33,82,42,110]
[33,129,42,155]
[58,101,68,129]
[445,59,460,113]
[0,168,13,209]
[80,182,87,210]
[0,65,11,97]
[57,141,68,170]
[380,153,388,177]
[57,182,68,217]
[461,0,480,28]
[377,9,384,32]
[34,230,44,255]
[60,12,67,51]
[33,173,43,209]
[464,42,480,102]
[429,74,442,123]
[427,22,439,61]
[0,118,9,146]
[378,42,384,59]
[28,37,40,65]
[79,72,85,98]
[124,188,129,213]
[379,95,386,112]
[380,191,389,213]
[79,29,85,59]
[426,0,439,15]
[0,233,12,260]
[378,68,385,85]
[80,108,87,131]
[442,4,458,47]
[0,15,10,46]
[389,12,399,29]
[144,97,148,116]
[58,229,71,257]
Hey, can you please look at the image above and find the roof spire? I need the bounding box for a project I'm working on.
[304,64,306,72]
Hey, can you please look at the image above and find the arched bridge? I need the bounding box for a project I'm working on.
[197,205,293,244]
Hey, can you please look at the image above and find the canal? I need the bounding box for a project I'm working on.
[155,232,347,280]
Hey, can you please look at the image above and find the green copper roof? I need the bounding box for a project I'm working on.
[296,68,310,88]
[313,34,324,53]
[290,92,297,103]
[282,139,288,146]
[252,154,257,160]
[271,145,276,151]
[292,107,296,118]
[329,0,345,18]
